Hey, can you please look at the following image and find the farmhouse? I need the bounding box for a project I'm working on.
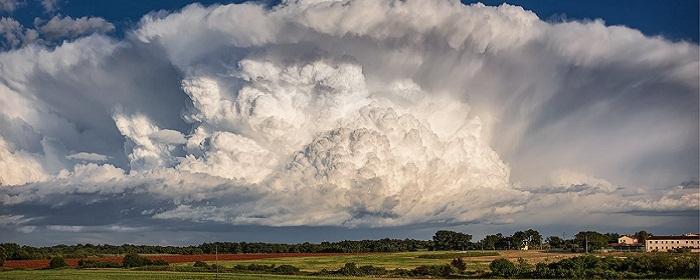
[617,235,638,245]
[645,234,700,252]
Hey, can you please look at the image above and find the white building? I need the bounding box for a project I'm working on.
[645,235,700,252]
[617,235,638,245]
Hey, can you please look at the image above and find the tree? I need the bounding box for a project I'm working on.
[546,236,564,249]
[604,233,620,243]
[432,230,472,250]
[481,234,502,250]
[512,231,528,249]
[450,257,467,272]
[574,231,608,251]
[49,256,67,269]
[490,258,518,277]
[635,231,651,244]
[525,229,543,248]
[0,246,5,267]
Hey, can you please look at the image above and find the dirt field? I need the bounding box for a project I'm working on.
[3,252,350,269]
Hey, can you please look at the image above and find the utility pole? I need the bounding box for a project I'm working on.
[585,235,589,254]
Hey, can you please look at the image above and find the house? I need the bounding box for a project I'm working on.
[617,235,638,245]
[609,235,643,252]
[645,234,700,252]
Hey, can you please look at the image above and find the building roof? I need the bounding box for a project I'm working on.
[647,235,700,240]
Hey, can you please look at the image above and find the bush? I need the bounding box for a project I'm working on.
[193,260,209,268]
[77,259,120,268]
[451,257,467,272]
[516,257,533,275]
[670,247,692,253]
[332,262,387,276]
[0,247,5,267]
[272,264,300,275]
[49,256,67,269]
[490,258,518,277]
[122,253,152,268]
[233,263,275,272]
[411,264,454,277]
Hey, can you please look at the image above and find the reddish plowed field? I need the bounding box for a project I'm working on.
[3,252,346,269]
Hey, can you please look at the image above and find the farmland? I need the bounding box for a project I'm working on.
[190,250,576,271]
[2,250,698,279]
[0,250,579,279]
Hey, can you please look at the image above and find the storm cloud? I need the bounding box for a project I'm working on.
[0,0,697,243]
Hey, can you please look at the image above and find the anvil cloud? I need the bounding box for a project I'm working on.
[0,0,697,243]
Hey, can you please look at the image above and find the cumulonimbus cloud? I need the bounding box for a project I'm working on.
[0,0,697,233]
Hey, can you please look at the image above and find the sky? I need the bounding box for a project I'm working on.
[0,0,698,245]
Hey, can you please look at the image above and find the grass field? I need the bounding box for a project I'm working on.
[0,250,583,279]
[178,250,579,272]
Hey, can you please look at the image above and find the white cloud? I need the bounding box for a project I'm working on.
[0,0,697,234]
[38,15,114,40]
[66,152,109,162]
[0,0,20,13]
[41,0,59,13]
[0,17,31,48]
[0,137,47,186]
[47,225,84,232]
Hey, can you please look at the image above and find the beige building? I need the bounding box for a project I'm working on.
[618,235,638,245]
[645,234,700,252]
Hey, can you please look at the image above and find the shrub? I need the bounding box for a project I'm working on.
[411,264,454,277]
[451,257,467,272]
[516,257,533,275]
[151,259,168,266]
[490,258,518,277]
[233,263,275,271]
[272,264,300,275]
[332,262,387,276]
[0,247,5,267]
[77,259,120,268]
[49,256,67,269]
[193,260,209,268]
[122,253,152,268]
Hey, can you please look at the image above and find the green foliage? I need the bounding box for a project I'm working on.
[450,257,467,271]
[490,258,518,277]
[409,264,455,277]
[271,264,300,275]
[545,236,564,248]
[574,231,609,251]
[432,230,472,250]
[122,253,167,268]
[670,247,692,253]
[635,231,651,243]
[0,246,5,267]
[48,256,67,269]
[500,253,700,279]
[231,263,301,275]
[192,260,209,268]
[77,259,120,268]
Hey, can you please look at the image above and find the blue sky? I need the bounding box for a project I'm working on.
[3,0,699,42]
[0,0,697,245]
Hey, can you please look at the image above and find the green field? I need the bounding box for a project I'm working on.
[188,251,500,271]
[1,250,581,279]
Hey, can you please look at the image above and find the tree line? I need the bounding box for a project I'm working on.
[0,229,653,261]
